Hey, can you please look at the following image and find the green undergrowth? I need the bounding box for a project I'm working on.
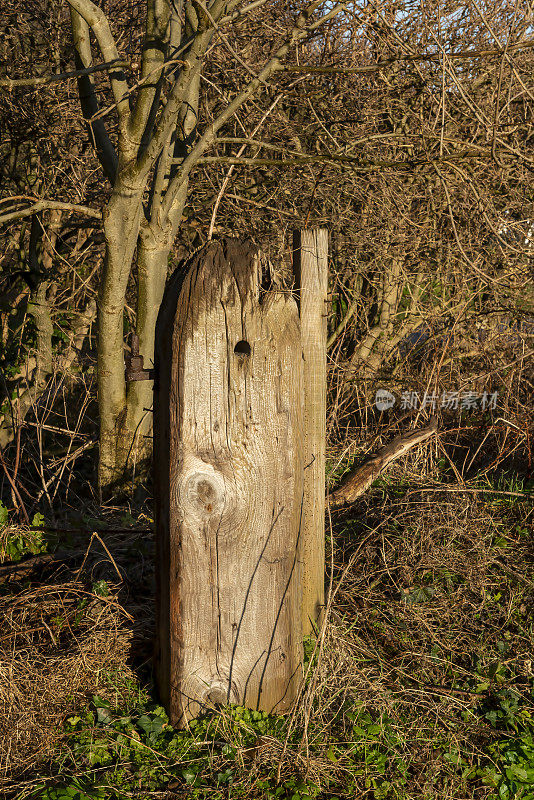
[0,502,150,570]
[0,502,49,563]
[23,698,316,800]
[17,663,534,800]
[16,584,534,800]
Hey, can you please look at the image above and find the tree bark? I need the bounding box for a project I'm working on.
[96,179,190,492]
[123,227,171,464]
[97,188,144,490]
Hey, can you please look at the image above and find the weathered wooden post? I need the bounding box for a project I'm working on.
[153,239,304,726]
[292,229,328,636]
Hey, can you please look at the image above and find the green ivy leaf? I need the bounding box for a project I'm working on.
[182,768,197,785]
[506,764,529,782]
[96,707,113,725]
[326,746,338,763]
[137,713,165,738]
[92,695,111,708]
[485,710,498,727]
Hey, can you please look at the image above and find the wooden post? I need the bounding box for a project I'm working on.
[292,229,328,636]
[153,239,304,726]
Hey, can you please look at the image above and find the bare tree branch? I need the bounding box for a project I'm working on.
[0,201,102,225]
[162,0,354,218]
[0,59,130,89]
[128,0,172,145]
[69,9,119,183]
[132,28,215,179]
[208,94,284,238]
[64,0,130,134]
[283,38,534,74]
[219,0,271,24]
[196,149,493,170]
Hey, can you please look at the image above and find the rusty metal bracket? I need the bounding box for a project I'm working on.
[125,333,155,382]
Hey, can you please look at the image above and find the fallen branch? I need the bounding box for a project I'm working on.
[329,417,438,508]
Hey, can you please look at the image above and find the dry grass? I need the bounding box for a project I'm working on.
[294,483,534,797]
[0,580,135,784]
[0,464,531,798]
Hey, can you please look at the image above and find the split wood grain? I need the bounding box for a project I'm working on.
[293,229,328,635]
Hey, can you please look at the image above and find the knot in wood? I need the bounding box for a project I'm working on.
[202,679,239,707]
[182,470,225,517]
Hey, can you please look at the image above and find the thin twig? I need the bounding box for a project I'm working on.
[0,446,29,523]
[282,38,534,74]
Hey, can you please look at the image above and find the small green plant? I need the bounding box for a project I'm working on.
[0,501,8,528]
[25,695,323,800]
[0,509,49,563]
[91,580,109,597]
[467,698,534,799]
[477,730,534,799]
[39,780,106,800]
[341,706,410,798]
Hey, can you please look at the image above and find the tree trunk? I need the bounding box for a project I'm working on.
[123,226,171,469]
[97,182,190,492]
[97,188,143,491]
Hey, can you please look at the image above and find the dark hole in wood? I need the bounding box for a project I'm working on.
[259,258,272,301]
[234,340,251,357]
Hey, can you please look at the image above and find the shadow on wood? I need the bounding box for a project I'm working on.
[153,238,304,726]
